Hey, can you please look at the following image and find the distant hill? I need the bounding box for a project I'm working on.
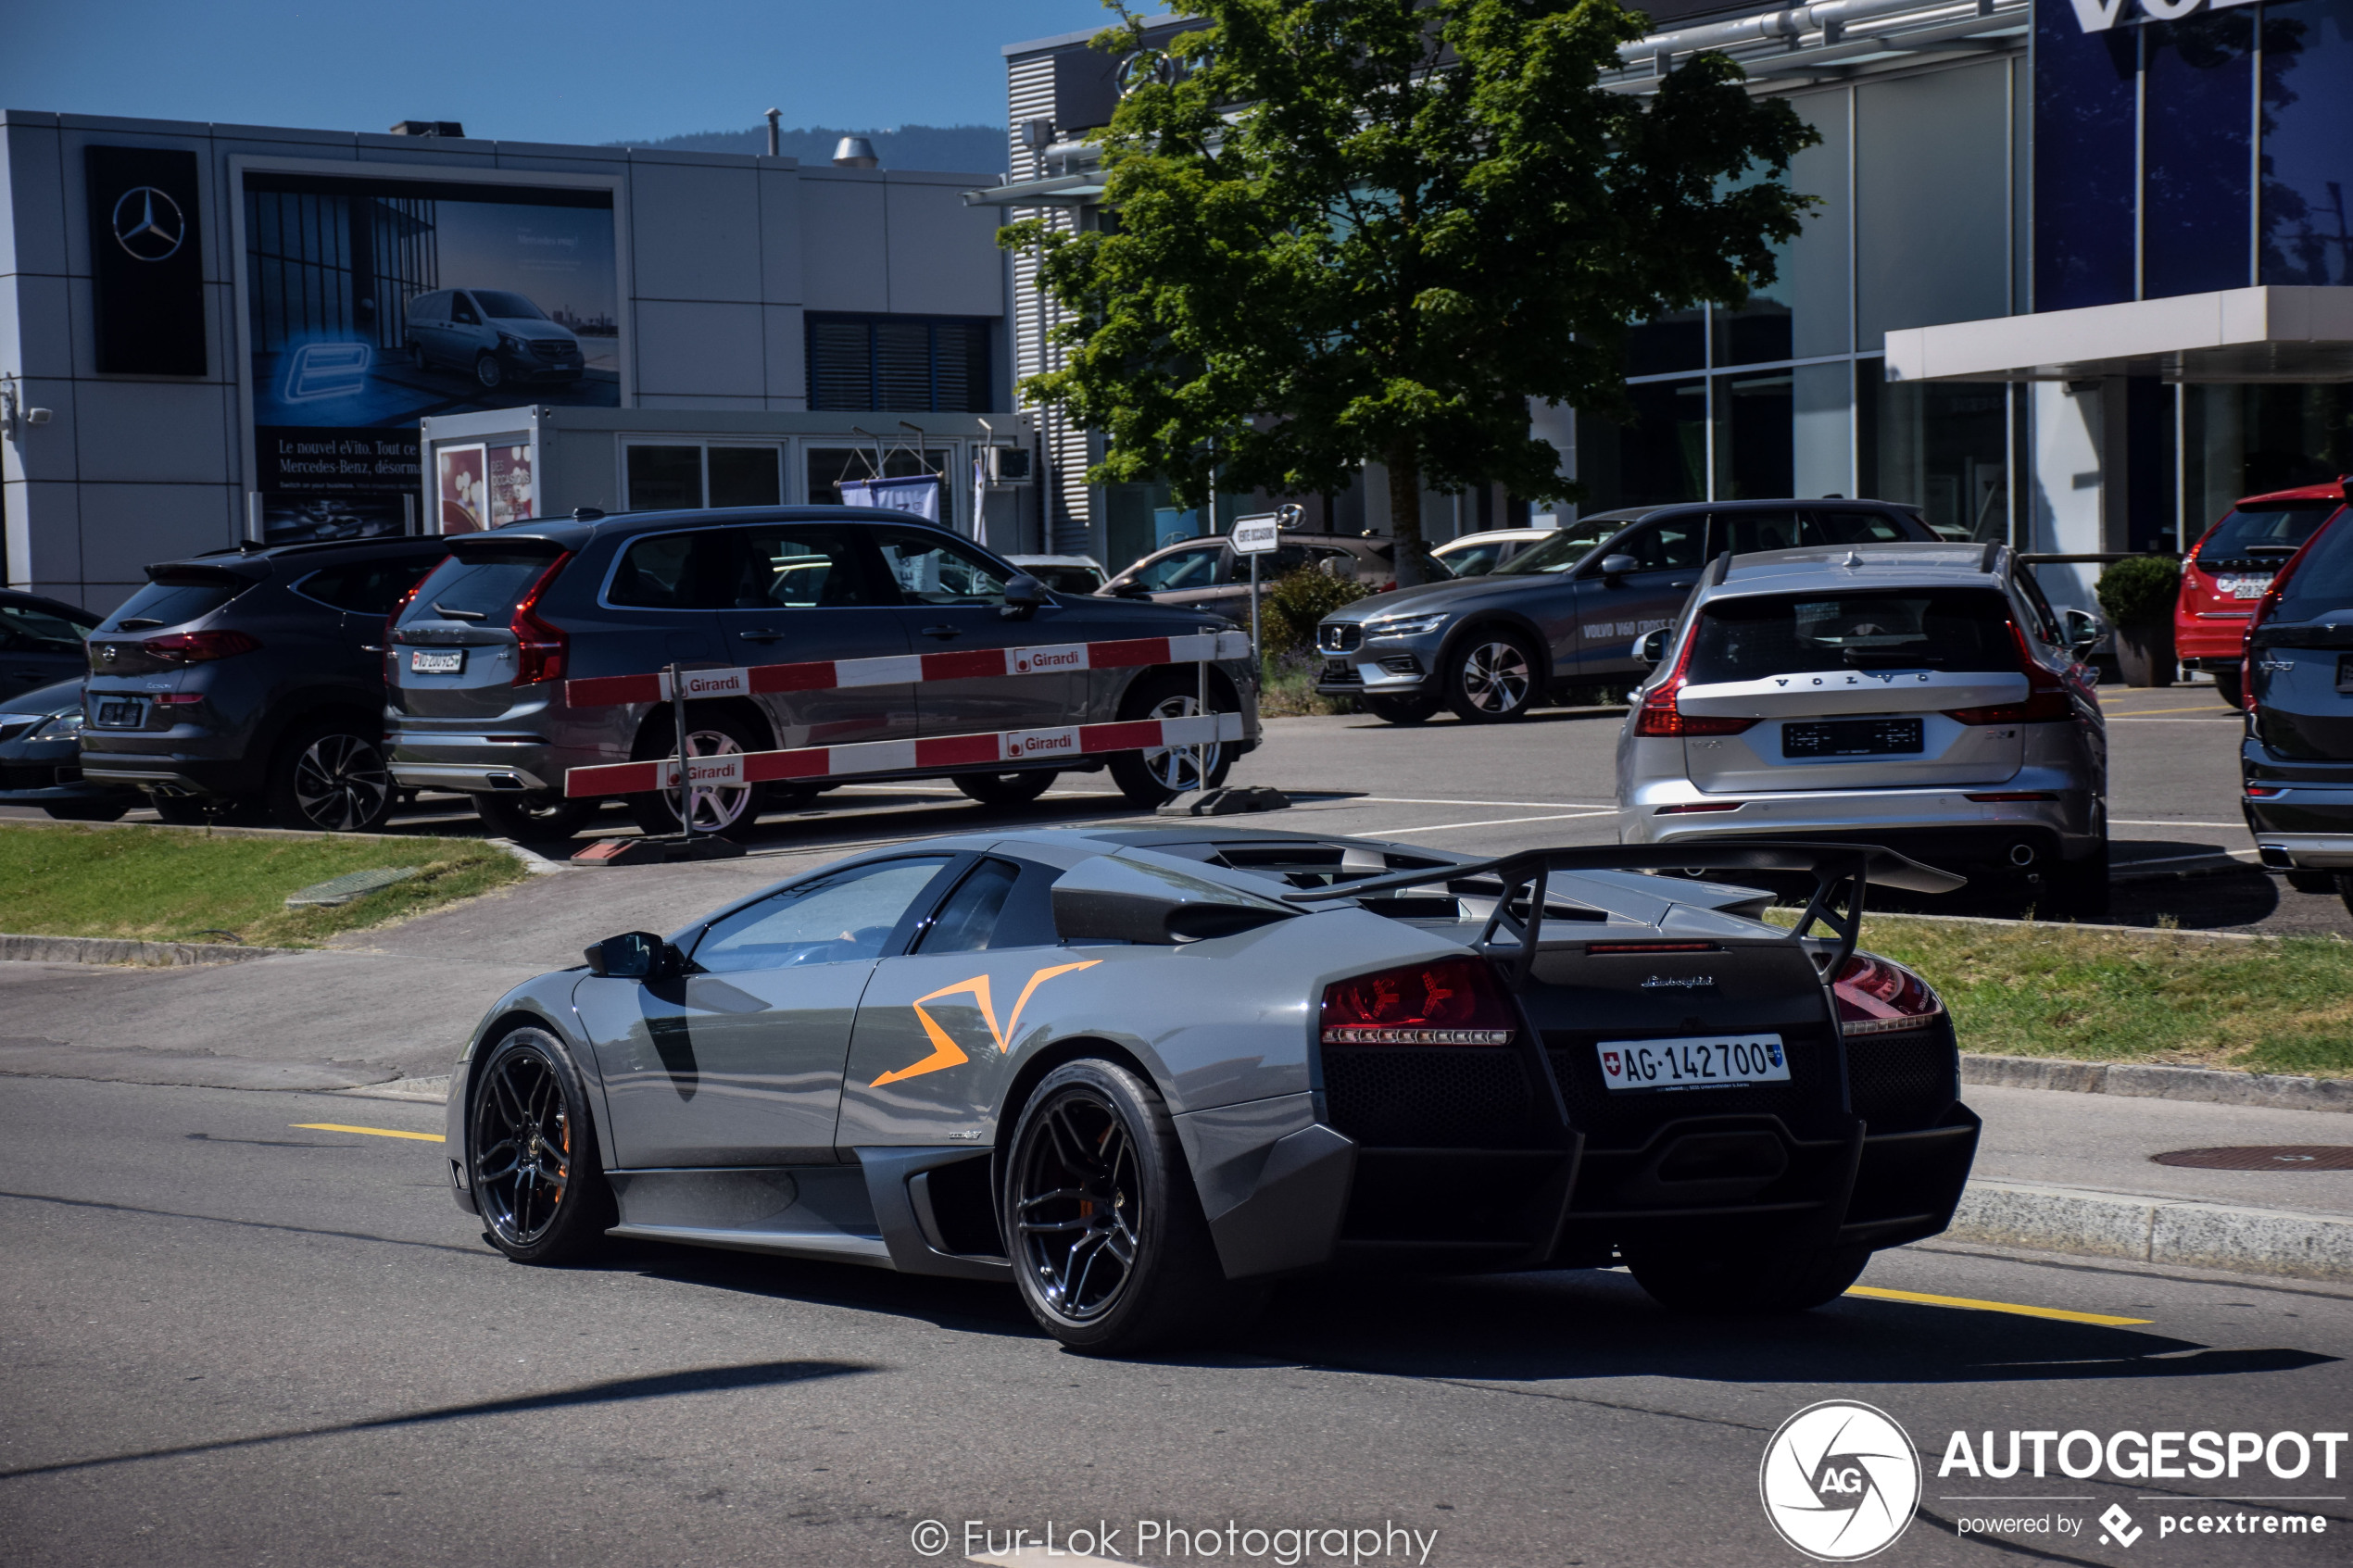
[608,123,1007,175]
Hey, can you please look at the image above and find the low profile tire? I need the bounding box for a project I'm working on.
[2285,868,2336,895]
[474,352,505,391]
[470,1027,615,1265]
[624,709,763,837]
[472,791,600,841]
[1362,695,1439,725]
[1107,671,1235,808]
[266,717,394,833]
[1626,1241,1872,1315]
[1003,1060,1262,1354]
[954,770,1057,807]
[44,799,131,822]
[2212,669,2245,709]
[1442,629,1541,723]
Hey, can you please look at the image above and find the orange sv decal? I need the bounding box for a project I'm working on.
[871,960,1102,1087]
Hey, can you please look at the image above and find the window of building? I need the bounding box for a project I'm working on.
[806,314,992,411]
[2261,0,2353,287]
[623,444,784,511]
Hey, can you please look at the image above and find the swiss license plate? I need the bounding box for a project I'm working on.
[1781,717,1923,758]
[409,648,465,675]
[93,698,145,728]
[1597,1035,1789,1092]
[2224,575,2271,600]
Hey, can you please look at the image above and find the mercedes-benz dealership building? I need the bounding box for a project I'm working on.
[0,111,1024,612]
[985,0,2352,608]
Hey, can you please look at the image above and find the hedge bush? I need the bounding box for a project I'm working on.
[2095,554,2182,631]
[1259,567,1371,655]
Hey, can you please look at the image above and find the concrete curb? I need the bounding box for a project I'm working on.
[1948,1179,2353,1284]
[0,932,305,966]
[1963,1052,2353,1113]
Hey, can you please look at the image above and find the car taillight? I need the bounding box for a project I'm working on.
[141,630,260,663]
[509,554,572,686]
[1631,629,1757,737]
[1831,952,1944,1036]
[1943,620,2071,724]
[1320,957,1517,1046]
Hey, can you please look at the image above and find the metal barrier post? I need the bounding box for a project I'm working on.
[669,660,693,845]
[1194,652,1209,792]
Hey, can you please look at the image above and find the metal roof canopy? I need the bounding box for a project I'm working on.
[1882,287,2353,384]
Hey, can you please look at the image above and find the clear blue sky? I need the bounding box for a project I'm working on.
[1,0,1114,144]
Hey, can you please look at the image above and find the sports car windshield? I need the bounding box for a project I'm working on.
[694,858,951,972]
[1688,589,2019,679]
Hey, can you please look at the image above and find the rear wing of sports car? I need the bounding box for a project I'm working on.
[1280,841,1963,981]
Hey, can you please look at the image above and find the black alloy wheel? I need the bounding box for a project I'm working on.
[954,770,1057,807]
[1443,630,1539,722]
[1002,1060,1262,1353]
[471,1029,612,1263]
[475,352,505,390]
[268,721,393,832]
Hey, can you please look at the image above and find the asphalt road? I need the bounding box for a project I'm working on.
[3,1074,2347,1568]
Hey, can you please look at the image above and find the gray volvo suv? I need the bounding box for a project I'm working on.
[386,508,1260,839]
[1315,501,1937,723]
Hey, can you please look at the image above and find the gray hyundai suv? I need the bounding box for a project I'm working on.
[1617,541,2111,911]
[386,507,1261,839]
[1315,501,1937,723]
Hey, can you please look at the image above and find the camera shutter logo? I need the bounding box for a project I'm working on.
[111,186,186,262]
[1759,1399,1921,1561]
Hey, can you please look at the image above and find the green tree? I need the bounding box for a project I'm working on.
[1002,0,1818,583]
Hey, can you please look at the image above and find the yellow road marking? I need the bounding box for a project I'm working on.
[290,1123,447,1144]
[1844,1284,2150,1326]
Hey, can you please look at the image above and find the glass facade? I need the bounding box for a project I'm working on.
[1578,61,2022,533]
[2034,0,2353,305]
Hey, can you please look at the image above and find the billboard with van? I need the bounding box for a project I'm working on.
[242,170,620,542]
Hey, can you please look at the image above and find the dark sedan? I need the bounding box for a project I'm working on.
[0,677,132,821]
[0,589,101,704]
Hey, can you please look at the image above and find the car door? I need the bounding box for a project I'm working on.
[0,599,96,702]
[1572,516,1707,677]
[712,522,916,749]
[837,854,1078,1147]
[573,854,961,1168]
[871,525,1075,738]
[293,549,447,691]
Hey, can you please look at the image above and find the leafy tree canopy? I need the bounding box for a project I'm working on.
[1001,0,1818,579]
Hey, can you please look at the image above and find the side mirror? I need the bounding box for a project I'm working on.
[584,930,685,980]
[1051,853,1297,945]
[1110,580,1155,599]
[1598,553,1639,581]
[2061,607,2105,658]
[1635,626,1672,667]
[1001,572,1049,620]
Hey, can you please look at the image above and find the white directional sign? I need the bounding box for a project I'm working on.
[1230,513,1281,555]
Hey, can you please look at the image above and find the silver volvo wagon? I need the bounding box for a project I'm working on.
[1616,542,2111,912]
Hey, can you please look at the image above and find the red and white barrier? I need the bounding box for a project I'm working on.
[564,630,1251,709]
[564,710,1248,798]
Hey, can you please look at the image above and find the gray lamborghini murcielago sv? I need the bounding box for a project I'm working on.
[447,826,1980,1352]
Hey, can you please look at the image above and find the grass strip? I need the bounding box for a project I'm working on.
[0,822,524,948]
[1842,913,2353,1078]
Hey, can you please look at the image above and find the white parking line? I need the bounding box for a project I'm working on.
[1378,809,1619,834]
[2110,820,2253,830]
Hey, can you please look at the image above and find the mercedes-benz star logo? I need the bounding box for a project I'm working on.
[111,186,186,262]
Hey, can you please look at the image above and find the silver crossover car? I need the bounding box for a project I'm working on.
[1617,543,2111,913]
[447,823,1977,1354]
